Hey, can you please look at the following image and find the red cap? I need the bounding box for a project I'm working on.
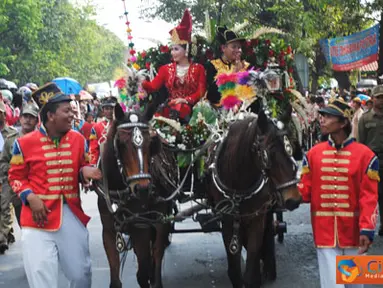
[169,9,192,45]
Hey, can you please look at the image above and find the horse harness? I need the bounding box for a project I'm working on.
[210,118,299,255]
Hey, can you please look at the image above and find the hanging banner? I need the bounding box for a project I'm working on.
[320,24,380,71]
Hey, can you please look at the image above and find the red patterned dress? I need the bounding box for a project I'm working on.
[142,62,206,120]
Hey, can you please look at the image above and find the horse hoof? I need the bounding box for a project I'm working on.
[0,243,9,254]
[7,233,15,244]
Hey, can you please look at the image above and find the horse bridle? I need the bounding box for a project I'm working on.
[114,121,152,187]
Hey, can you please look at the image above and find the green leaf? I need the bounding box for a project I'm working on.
[177,152,191,168]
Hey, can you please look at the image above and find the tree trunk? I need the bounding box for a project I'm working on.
[311,72,319,94]
[333,71,351,95]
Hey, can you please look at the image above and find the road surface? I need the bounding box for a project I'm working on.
[1,192,383,287]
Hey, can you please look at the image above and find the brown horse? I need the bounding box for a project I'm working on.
[206,110,302,288]
[95,103,171,288]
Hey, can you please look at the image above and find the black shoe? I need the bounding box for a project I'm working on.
[379,228,383,236]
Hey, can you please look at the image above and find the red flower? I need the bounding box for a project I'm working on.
[268,50,274,57]
[160,45,169,53]
[279,50,285,57]
[129,49,136,55]
[140,51,147,58]
[246,50,254,56]
[245,41,252,48]
[251,39,259,46]
[288,67,294,74]
[145,62,151,70]
[286,45,292,54]
[206,49,214,60]
[263,61,268,68]
[114,78,126,89]
[265,39,271,46]
[280,60,286,67]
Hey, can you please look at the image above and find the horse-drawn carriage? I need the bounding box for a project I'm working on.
[91,61,309,288]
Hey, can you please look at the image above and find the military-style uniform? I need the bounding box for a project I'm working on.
[0,103,39,251]
[300,137,379,247]
[89,118,110,166]
[299,98,379,288]
[8,82,92,288]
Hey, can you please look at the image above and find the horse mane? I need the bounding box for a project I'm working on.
[216,116,271,191]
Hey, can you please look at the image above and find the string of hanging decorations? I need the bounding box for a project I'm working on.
[121,0,136,64]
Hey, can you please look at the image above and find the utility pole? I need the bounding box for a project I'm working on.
[378,11,383,84]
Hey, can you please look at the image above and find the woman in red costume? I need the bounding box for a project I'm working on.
[142,9,206,123]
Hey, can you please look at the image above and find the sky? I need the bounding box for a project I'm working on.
[82,0,174,51]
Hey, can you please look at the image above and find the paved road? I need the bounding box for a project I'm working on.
[1,192,383,288]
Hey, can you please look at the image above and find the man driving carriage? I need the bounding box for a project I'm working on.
[206,26,250,107]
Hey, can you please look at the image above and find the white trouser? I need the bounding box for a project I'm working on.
[21,204,92,288]
[317,247,363,288]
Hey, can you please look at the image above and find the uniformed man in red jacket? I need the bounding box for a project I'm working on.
[89,96,117,166]
[299,98,379,288]
[8,83,102,288]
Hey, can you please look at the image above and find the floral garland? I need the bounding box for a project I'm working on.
[152,102,217,168]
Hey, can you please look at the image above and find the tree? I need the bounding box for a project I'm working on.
[142,0,373,93]
[0,0,126,86]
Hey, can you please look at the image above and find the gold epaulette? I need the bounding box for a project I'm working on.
[367,169,380,182]
[89,134,97,140]
[10,155,24,165]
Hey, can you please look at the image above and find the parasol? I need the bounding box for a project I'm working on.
[356,94,371,101]
[52,77,82,95]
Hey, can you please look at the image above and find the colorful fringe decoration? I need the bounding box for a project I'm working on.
[216,72,256,110]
